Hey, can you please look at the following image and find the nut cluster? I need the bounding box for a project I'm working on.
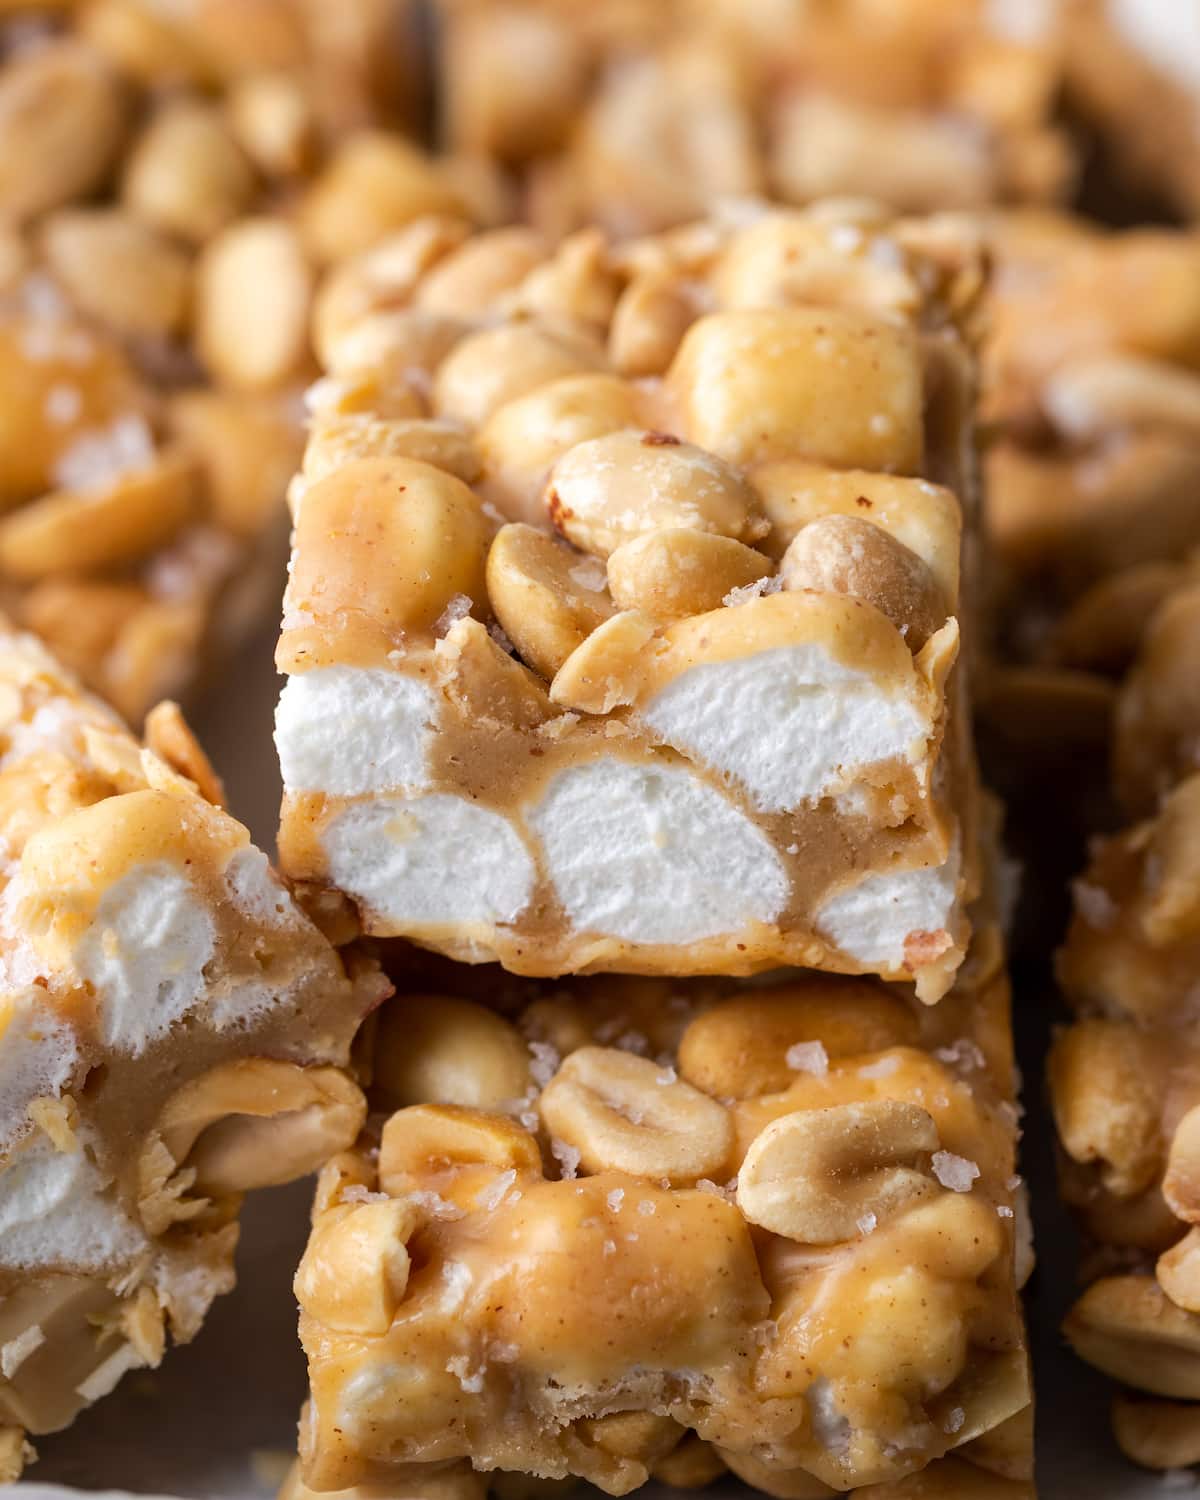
[297,954,1029,1497]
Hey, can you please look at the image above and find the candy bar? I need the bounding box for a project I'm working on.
[276,204,988,999]
[0,623,383,1478]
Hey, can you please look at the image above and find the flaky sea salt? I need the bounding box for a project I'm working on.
[53,413,155,491]
[434,594,473,637]
[944,1406,965,1435]
[445,1355,485,1394]
[786,1040,829,1077]
[527,1040,560,1088]
[933,1038,986,1073]
[858,1054,901,1079]
[932,1151,980,1193]
[474,1168,517,1211]
[856,1212,877,1236]
[723,573,783,608]
[637,1199,656,1217]
[551,1139,581,1180]
[606,1187,625,1213]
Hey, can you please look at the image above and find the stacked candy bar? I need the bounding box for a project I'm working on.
[276,201,1033,1497]
[276,202,988,1003]
[436,0,1071,236]
[0,622,387,1480]
[0,0,482,722]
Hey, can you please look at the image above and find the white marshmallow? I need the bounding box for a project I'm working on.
[1109,0,1200,93]
[324,793,535,932]
[529,759,788,944]
[223,846,295,927]
[815,839,961,968]
[0,1132,145,1272]
[275,667,437,797]
[75,862,216,1056]
[639,643,929,813]
[0,991,79,1155]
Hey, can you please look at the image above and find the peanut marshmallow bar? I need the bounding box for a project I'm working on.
[0,2,485,723]
[437,0,1071,237]
[293,906,1031,1497]
[277,203,989,1000]
[1064,0,1200,219]
[1045,569,1200,1471]
[0,623,387,1481]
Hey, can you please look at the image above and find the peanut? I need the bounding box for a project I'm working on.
[606,529,771,622]
[40,209,191,340]
[0,40,127,224]
[123,100,256,244]
[478,373,640,527]
[609,273,698,377]
[485,522,614,681]
[295,1199,416,1336]
[737,1100,940,1244]
[196,217,312,391]
[415,227,548,317]
[374,995,532,1113]
[667,308,923,474]
[433,323,607,430]
[0,449,196,582]
[538,1045,733,1185]
[780,514,947,650]
[547,430,768,559]
[548,610,659,713]
[378,1104,541,1191]
[1065,1276,1200,1400]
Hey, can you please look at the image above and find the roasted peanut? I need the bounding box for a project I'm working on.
[1065,1276,1200,1400]
[0,449,196,582]
[374,995,532,1112]
[678,982,918,1100]
[295,1199,416,1336]
[538,1046,733,1185]
[169,389,302,538]
[0,40,127,224]
[609,273,698,377]
[298,134,466,265]
[737,1100,940,1244]
[196,217,312,390]
[415,228,547,317]
[478,374,640,527]
[123,101,256,244]
[40,209,191,340]
[226,72,314,178]
[1113,1393,1200,1471]
[652,1436,727,1489]
[667,308,923,473]
[1165,1106,1200,1225]
[1048,1020,1164,1199]
[378,1104,541,1191]
[284,457,489,656]
[485,522,614,681]
[549,611,660,713]
[433,323,607,430]
[311,219,472,367]
[304,416,481,490]
[1157,1228,1200,1314]
[780,514,947,650]
[155,1060,366,1195]
[547,430,768,559]
[606,529,770,623]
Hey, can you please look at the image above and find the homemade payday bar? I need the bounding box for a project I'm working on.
[437,0,1070,235]
[0,1,475,722]
[277,203,987,999]
[1064,0,1200,218]
[1048,573,1200,1470]
[293,913,1031,1496]
[0,624,385,1481]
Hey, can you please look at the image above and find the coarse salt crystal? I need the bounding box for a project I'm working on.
[723,573,783,608]
[786,1040,829,1077]
[474,1168,516,1211]
[551,1139,581,1180]
[434,594,473,637]
[932,1151,980,1193]
[527,1040,560,1088]
[445,1355,485,1394]
[606,1187,625,1212]
[637,1199,656,1216]
[944,1406,965,1434]
[858,1055,901,1079]
[856,1212,877,1236]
